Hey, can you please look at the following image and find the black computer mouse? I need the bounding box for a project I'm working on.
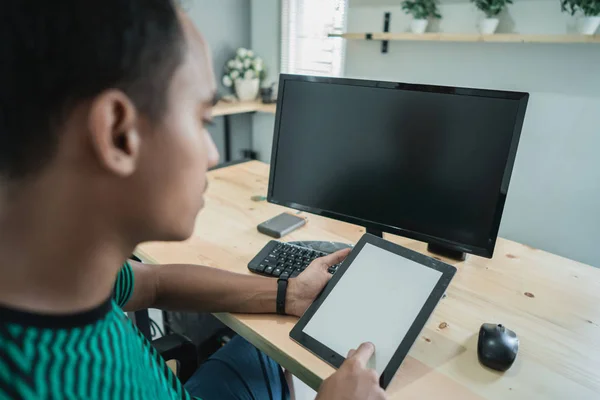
[477,323,519,371]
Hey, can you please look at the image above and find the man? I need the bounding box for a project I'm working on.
[0,1,387,399]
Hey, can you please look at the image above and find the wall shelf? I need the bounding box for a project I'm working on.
[328,32,600,44]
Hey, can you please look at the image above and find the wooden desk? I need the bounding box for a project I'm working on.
[211,100,276,162]
[137,161,600,399]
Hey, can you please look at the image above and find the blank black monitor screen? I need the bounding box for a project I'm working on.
[269,75,528,257]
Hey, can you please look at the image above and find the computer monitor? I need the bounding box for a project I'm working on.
[268,74,528,259]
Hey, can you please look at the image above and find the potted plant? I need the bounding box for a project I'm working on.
[222,48,266,101]
[561,0,600,35]
[471,0,513,34]
[401,0,442,34]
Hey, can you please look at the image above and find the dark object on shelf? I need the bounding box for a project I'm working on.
[362,12,391,53]
[477,323,519,371]
[261,84,277,104]
[382,12,390,53]
[242,149,258,160]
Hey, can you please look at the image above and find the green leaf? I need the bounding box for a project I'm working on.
[471,0,514,17]
[401,0,442,19]
[560,0,600,16]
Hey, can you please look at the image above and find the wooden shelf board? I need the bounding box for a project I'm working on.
[329,32,600,44]
[212,100,276,117]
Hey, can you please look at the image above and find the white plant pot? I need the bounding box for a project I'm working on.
[234,78,260,101]
[576,16,600,35]
[410,19,429,34]
[479,18,499,35]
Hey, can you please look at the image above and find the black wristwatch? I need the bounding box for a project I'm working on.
[276,274,290,315]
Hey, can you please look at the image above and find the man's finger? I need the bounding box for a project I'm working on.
[347,348,356,359]
[317,248,352,267]
[349,342,375,367]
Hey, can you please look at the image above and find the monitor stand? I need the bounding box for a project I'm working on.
[366,228,383,237]
[427,243,466,261]
[365,227,466,261]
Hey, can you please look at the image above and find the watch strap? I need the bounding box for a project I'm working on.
[276,275,289,315]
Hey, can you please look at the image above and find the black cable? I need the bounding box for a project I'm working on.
[149,318,164,337]
[257,348,274,400]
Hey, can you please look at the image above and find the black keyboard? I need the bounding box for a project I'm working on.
[248,241,341,279]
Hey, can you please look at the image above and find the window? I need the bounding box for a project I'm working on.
[281,0,348,77]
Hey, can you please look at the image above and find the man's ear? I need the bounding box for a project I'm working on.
[88,90,141,177]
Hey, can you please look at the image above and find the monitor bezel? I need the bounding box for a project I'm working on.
[267,74,529,259]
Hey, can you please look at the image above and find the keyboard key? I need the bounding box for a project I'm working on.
[249,243,340,279]
[280,272,290,280]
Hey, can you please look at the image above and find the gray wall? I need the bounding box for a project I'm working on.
[251,0,280,162]
[345,1,600,266]
[186,0,253,159]
[214,0,598,266]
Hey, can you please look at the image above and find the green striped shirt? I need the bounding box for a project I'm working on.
[0,262,197,399]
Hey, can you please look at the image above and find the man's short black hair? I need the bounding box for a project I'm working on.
[0,0,185,179]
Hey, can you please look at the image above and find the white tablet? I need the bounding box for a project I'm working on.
[290,234,456,389]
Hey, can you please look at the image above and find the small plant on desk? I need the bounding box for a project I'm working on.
[561,0,600,35]
[401,0,442,34]
[471,0,513,34]
[222,48,266,102]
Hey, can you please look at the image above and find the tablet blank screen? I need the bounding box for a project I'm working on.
[303,243,443,375]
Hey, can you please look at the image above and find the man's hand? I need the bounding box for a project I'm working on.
[316,343,387,400]
[286,248,351,317]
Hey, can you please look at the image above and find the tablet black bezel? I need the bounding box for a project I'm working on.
[289,233,457,389]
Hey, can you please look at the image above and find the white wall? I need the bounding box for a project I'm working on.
[344,0,600,266]
[186,0,253,159]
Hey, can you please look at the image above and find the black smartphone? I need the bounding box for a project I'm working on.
[257,213,307,238]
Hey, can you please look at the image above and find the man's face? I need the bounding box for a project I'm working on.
[130,17,219,241]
